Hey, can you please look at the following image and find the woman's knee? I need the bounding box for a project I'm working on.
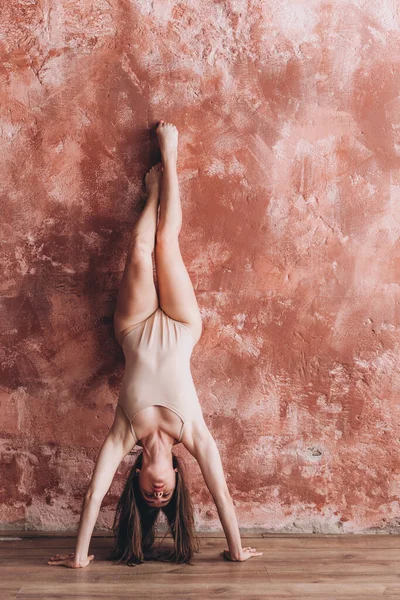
[127,236,154,263]
[155,225,181,246]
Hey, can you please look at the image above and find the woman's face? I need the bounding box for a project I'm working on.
[136,465,178,507]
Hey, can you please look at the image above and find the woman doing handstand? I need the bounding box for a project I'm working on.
[48,121,262,566]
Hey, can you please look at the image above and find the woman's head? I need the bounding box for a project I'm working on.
[109,451,200,565]
[136,446,178,508]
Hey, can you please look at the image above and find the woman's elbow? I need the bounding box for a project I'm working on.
[84,488,103,505]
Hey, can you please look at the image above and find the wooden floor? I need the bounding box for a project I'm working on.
[1,531,400,599]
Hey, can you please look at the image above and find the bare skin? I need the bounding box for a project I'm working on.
[48,120,262,568]
[47,553,94,568]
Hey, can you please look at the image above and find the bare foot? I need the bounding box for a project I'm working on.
[156,120,178,164]
[145,162,162,197]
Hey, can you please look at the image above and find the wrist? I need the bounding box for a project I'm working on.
[74,553,87,563]
[225,548,242,561]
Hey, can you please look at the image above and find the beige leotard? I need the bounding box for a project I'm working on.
[117,307,203,446]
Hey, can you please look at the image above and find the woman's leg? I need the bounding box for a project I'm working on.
[113,163,162,346]
[154,121,202,343]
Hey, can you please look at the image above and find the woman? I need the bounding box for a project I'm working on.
[48,121,262,567]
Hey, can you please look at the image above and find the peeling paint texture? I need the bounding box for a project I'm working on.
[1,0,400,533]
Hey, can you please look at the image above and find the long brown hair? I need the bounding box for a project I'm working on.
[108,451,200,566]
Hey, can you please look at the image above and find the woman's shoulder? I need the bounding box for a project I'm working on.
[179,416,210,455]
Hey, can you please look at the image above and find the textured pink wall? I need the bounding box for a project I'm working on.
[1,1,400,533]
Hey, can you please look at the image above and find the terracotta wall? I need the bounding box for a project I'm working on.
[1,1,400,532]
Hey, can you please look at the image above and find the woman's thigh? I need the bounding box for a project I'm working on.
[155,236,202,340]
[114,247,159,344]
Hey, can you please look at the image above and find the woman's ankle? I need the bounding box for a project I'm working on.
[162,153,177,169]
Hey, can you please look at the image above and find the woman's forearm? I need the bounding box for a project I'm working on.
[214,495,243,560]
[74,493,102,561]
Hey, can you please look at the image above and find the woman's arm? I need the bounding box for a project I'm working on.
[48,428,132,568]
[189,423,252,561]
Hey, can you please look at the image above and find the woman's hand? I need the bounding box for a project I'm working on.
[223,547,263,562]
[47,552,94,568]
